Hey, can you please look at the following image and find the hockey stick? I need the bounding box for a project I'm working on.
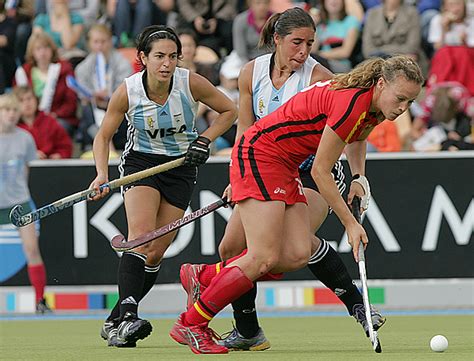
[352,196,382,353]
[9,158,185,227]
[110,197,229,251]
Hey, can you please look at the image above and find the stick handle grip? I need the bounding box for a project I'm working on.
[351,196,366,263]
[106,157,184,190]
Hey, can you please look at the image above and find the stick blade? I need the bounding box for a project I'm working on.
[9,204,26,227]
[110,234,129,251]
[374,336,382,353]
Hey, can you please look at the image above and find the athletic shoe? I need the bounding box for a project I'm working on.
[352,304,386,337]
[180,263,206,310]
[169,314,228,354]
[217,326,271,351]
[115,311,152,347]
[100,319,136,347]
[35,298,52,314]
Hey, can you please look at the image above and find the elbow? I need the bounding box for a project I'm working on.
[310,165,324,187]
[226,106,238,126]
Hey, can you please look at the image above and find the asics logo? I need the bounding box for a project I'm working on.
[273,187,286,194]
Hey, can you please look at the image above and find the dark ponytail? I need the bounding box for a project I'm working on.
[258,7,315,50]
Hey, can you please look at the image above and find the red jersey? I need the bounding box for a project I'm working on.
[240,81,381,170]
[18,112,73,158]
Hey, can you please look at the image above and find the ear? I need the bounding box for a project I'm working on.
[273,33,280,46]
[376,77,385,90]
[139,51,147,67]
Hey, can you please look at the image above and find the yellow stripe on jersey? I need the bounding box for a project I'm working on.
[193,303,213,321]
[345,111,366,143]
[216,262,221,274]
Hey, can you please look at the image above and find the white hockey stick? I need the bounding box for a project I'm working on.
[352,196,382,353]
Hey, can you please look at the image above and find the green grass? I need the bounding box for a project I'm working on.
[1,315,473,360]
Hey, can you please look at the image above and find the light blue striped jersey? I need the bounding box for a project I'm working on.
[252,53,318,120]
[123,68,199,156]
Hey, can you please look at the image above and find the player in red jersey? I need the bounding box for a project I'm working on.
[170,55,423,354]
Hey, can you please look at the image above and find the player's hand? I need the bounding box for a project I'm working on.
[222,184,234,206]
[184,136,211,166]
[347,183,365,214]
[346,221,368,262]
[348,175,371,213]
[89,174,110,201]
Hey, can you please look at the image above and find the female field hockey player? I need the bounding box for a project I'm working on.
[89,25,237,347]
[182,7,384,351]
[170,55,423,354]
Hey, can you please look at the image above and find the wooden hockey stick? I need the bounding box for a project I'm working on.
[110,197,229,252]
[352,196,382,353]
[9,158,185,227]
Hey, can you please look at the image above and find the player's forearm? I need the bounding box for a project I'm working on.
[200,108,237,142]
[92,133,110,178]
[312,167,355,227]
[345,140,366,176]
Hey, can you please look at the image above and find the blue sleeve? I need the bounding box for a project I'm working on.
[33,14,47,28]
[70,12,85,25]
[345,15,361,31]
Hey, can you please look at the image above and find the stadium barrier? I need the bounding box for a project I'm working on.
[1,152,473,313]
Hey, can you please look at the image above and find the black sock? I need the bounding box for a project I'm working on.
[107,263,161,321]
[307,239,363,315]
[232,283,260,338]
[118,252,146,318]
[141,263,161,298]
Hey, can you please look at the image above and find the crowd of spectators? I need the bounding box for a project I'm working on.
[0,0,473,158]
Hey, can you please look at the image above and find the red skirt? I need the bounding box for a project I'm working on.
[229,138,307,205]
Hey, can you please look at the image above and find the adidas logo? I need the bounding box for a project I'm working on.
[121,296,137,305]
[334,288,347,297]
[242,308,256,314]
[271,95,279,102]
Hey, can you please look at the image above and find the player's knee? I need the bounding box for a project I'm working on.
[218,235,245,261]
[145,250,163,265]
[281,247,311,271]
[257,254,280,275]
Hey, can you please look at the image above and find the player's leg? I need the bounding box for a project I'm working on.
[302,171,385,333]
[106,185,161,347]
[171,199,286,354]
[103,197,184,346]
[18,219,50,313]
[217,206,266,347]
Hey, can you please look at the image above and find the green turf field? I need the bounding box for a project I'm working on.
[1,315,473,360]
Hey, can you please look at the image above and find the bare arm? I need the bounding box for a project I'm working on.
[319,27,359,60]
[235,61,256,142]
[90,83,128,199]
[189,72,237,141]
[344,139,367,204]
[310,63,334,84]
[345,140,366,177]
[311,126,368,261]
[57,11,84,50]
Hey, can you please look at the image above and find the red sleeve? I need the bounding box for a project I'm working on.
[326,88,373,143]
[50,119,73,158]
[51,62,78,120]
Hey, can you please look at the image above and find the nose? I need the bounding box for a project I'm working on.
[400,101,410,113]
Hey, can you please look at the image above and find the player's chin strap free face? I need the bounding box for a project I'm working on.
[351,174,371,211]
